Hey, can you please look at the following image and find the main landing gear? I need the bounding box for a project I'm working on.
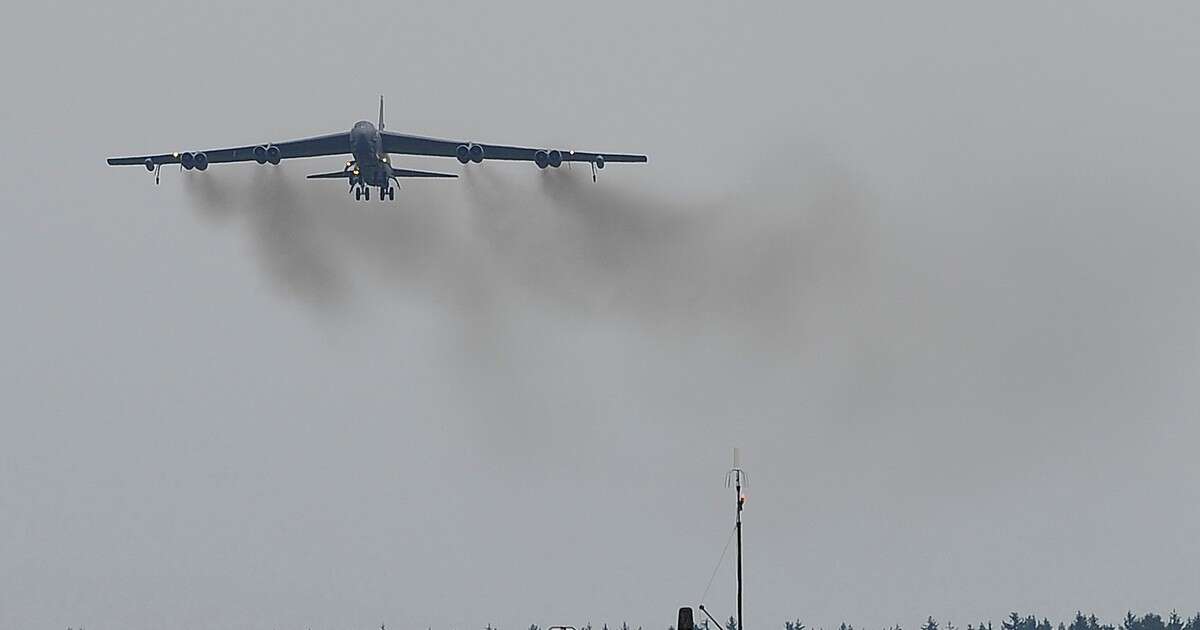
[352,185,396,201]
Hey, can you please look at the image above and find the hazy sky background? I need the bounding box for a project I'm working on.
[2,2,1198,630]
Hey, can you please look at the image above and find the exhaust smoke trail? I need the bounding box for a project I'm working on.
[182,146,880,353]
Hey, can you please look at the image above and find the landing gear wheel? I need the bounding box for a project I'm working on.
[355,188,362,201]
[365,187,371,201]
[388,187,395,201]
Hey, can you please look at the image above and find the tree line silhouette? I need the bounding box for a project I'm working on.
[658,609,1200,630]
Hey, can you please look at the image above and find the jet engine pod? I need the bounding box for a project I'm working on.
[144,158,155,172]
[468,143,484,163]
[253,145,268,164]
[266,145,281,165]
[547,149,563,168]
[594,154,605,169]
[194,152,209,171]
[180,152,196,170]
[534,150,550,169]
[455,144,471,164]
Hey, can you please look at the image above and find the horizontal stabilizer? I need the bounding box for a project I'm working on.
[391,168,457,178]
[306,168,458,179]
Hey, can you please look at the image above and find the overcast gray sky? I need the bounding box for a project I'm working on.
[2,2,1198,630]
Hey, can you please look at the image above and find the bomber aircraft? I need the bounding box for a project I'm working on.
[107,97,647,201]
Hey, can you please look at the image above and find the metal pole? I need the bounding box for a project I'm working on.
[726,448,747,630]
[735,471,743,630]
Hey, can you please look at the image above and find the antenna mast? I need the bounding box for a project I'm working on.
[726,448,747,630]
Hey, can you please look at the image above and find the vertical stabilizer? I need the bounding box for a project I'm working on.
[378,95,385,130]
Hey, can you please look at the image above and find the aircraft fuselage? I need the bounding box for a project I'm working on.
[349,120,392,189]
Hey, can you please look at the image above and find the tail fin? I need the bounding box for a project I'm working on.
[378,95,385,130]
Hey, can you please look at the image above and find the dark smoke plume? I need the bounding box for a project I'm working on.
[183,147,880,351]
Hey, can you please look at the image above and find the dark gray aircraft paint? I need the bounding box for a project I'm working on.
[107,97,646,201]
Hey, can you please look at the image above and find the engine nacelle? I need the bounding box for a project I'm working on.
[547,149,563,168]
[594,155,605,169]
[469,143,484,163]
[266,145,281,164]
[194,152,209,171]
[144,158,155,172]
[455,144,471,164]
[180,152,196,170]
[253,145,268,164]
[534,150,550,169]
